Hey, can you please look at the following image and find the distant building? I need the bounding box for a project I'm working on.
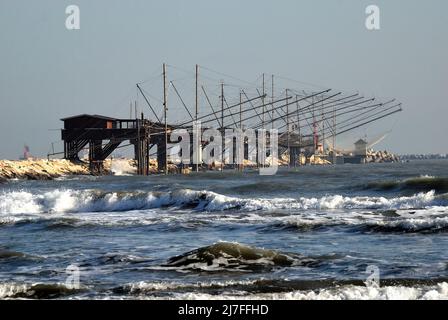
[337,139,368,164]
[354,139,368,156]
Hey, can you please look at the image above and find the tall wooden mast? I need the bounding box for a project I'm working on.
[286,89,290,168]
[221,82,224,170]
[262,73,265,129]
[195,64,199,121]
[195,64,199,172]
[271,75,274,129]
[163,63,168,174]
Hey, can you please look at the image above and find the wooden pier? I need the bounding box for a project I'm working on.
[61,114,153,174]
[56,64,402,175]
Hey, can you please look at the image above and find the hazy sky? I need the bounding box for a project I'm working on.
[0,0,447,159]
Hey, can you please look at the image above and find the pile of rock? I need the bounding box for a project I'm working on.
[365,149,400,163]
[309,155,332,165]
[0,158,189,181]
[0,159,91,180]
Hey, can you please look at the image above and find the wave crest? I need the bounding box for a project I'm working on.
[1,188,447,233]
[161,282,448,300]
[162,242,317,271]
[0,283,81,299]
[364,176,448,193]
[0,188,445,215]
[113,278,448,300]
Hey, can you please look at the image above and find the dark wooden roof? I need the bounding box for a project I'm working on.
[61,114,117,121]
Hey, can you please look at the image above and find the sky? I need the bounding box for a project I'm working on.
[0,0,447,159]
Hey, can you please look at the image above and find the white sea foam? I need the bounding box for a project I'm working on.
[147,282,448,300]
[0,283,29,298]
[0,190,42,214]
[280,205,448,232]
[0,188,444,214]
[3,280,447,300]
[295,190,439,210]
[368,216,448,232]
[123,279,259,293]
[110,159,136,176]
[0,188,447,231]
[418,174,436,179]
[0,282,80,299]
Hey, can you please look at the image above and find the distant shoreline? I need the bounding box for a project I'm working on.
[1,157,445,182]
[399,154,448,161]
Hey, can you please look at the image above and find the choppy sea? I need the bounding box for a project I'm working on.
[1,160,448,300]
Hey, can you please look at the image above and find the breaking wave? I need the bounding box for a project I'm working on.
[354,216,448,234]
[277,206,448,234]
[114,278,448,300]
[1,188,446,215]
[1,188,447,233]
[363,176,448,193]
[0,282,82,299]
[4,279,448,300]
[113,279,260,295]
[161,282,448,300]
[160,242,318,271]
[4,277,448,300]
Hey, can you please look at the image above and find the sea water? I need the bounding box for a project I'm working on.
[1,160,448,300]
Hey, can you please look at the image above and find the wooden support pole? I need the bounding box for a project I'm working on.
[333,105,336,163]
[163,63,168,174]
[262,73,265,130]
[286,89,290,168]
[271,75,274,129]
[321,95,325,155]
[195,64,199,172]
[221,82,224,171]
[261,73,265,169]
[296,95,302,166]
[239,90,243,172]
[136,117,142,175]
[312,95,316,154]
[239,90,242,129]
